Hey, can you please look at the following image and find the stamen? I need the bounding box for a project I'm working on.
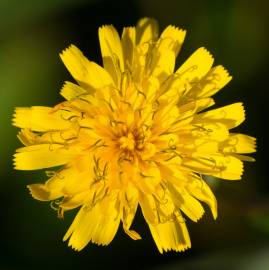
[50,198,63,212]
[173,210,186,223]
[57,207,64,219]
[178,65,198,77]
[45,169,64,179]
[119,132,135,151]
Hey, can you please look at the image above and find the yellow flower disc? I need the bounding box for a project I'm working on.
[13,18,256,253]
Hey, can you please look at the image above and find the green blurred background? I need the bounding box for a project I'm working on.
[1,0,268,269]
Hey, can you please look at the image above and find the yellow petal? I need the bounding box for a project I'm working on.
[186,65,232,99]
[154,103,180,130]
[189,122,229,142]
[136,18,158,45]
[132,19,158,84]
[98,25,124,84]
[156,157,186,188]
[194,102,245,129]
[27,183,61,201]
[187,176,217,219]
[155,133,179,149]
[27,161,93,203]
[139,186,176,227]
[124,229,141,241]
[177,139,219,155]
[139,194,159,225]
[121,184,141,240]
[159,25,186,57]
[121,27,136,69]
[220,133,257,154]
[14,144,79,170]
[45,165,92,196]
[182,153,244,180]
[142,75,160,103]
[60,81,87,100]
[211,155,244,180]
[13,106,72,132]
[166,98,215,134]
[175,47,214,92]
[136,161,162,194]
[17,129,37,146]
[60,45,113,90]
[32,130,78,146]
[61,190,91,210]
[148,214,191,253]
[145,27,186,83]
[195,140,219,153]
[230,153,255,162]
[167,184,205,222]
[180,198,204,222]
[151,48,175,83]
[64,197,120,250]
[183,98,215,114]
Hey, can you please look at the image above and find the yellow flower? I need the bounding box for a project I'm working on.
[13,18,256,253]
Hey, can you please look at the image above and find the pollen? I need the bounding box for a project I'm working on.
[119,132,135,151]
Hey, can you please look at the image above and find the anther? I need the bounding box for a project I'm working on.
[119,132,135,151]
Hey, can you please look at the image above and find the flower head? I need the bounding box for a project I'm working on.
[13,18,256,253]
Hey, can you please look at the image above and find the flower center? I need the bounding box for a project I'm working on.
[119,132,136,151]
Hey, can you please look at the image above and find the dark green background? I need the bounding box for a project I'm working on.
[1,0,268,269]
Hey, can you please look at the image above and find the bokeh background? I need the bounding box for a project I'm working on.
[1,0,268,269]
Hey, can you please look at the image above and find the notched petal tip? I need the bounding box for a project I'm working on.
[67,242,81,252]
[98,24,114,30]
[174,242,192,253]
[219,65,233,81]
[238,102,246,124]
[27,184,51,201]
[59,44,78,57]
[199,47,214,62]
[219,156,244,180]
[12,107,19,126]
[13,156,18,169]
[169,24,186,32]
[13,151,24,169]
[12,107,29,128]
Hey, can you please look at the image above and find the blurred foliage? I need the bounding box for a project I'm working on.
[0,0,94,32]
[0,0,268,269]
